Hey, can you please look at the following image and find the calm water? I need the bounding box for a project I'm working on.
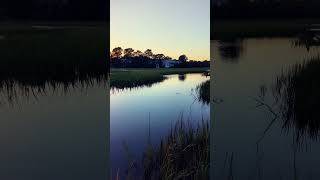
[110,73,209,178]
[0,26,108,180]
[0,82,108,180]
[212,38,320,179]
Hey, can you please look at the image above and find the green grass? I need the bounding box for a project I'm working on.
[110,68,209,89]
[212,19,320,39]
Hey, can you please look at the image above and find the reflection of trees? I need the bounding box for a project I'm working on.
[218,39,244,63]
[178,74,186,81]
[255,57,320,144]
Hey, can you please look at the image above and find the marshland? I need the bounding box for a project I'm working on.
[0,23,108,180]
[111,72,210,179]
[212,21,320,179]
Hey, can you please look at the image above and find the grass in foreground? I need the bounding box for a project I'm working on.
[119,118,209,180]
[110,68,209,89]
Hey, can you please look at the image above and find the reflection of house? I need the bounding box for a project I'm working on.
[162,59,181,68]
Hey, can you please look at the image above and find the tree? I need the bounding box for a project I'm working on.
[124,48,134,58]
[133,50,143,57]
[154,54,165,60]
[144,49,153,59]
[111,47,123,59]
[178,55,188,63]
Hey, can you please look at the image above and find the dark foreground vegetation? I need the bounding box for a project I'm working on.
[117,119,209,180]
[0,25,108,104]
[255,57,320,144]
[211,0,320,39]
[212,0,320,19]
[274,57,320,142]
[212,19,320,39]
[0,0,106,21]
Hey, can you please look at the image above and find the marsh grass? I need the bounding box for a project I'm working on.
[110,68,208,89]
[154,119,209,180]
[196,80,210,104]
[119,117,210,180]
[0,24,108,104]
[274,56,320,141]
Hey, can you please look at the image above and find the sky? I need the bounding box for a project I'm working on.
[110,0,210,61]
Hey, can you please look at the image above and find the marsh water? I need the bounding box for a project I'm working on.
[0,25,108,180]
[110,73,209,178]
[212,37,320,179]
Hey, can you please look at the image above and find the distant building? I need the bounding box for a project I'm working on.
[162,59,181,68]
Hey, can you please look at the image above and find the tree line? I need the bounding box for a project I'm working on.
[110,47,209,68]
[212,0,320,19]
[0,0,106,21]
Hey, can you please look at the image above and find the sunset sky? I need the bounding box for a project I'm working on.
[110,0,210,61]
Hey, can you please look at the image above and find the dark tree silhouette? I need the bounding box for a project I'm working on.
[124,48,135,58]
[178,55,188,63]
[111,47,123,59]
[144,49,153,59]
[211,0,320,19]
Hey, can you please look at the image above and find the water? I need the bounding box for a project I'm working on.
[212,38,320,179]
[110,73,209,178]
[0,25,108,180]
[0,82,108,180]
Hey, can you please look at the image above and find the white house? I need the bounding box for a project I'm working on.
[162,59,181,68]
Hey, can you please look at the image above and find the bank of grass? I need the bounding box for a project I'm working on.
[212,19,320,39]
[110,68,209,89]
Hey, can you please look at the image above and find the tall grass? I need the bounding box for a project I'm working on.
[154,119,209,180]
[273,56,320,141]
[196,80,210,104]
[118,118,210,180]
[0,25,108,105]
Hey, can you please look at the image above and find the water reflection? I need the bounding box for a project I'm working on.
[178,74,186,81]
[0,26,108,180]
[0,66,108,105]
[212,37,320,180]
[110,73,210,178]
[253,56,320,145]
[217,39,244,62]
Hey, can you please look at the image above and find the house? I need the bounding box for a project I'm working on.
[162,59,181,68]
